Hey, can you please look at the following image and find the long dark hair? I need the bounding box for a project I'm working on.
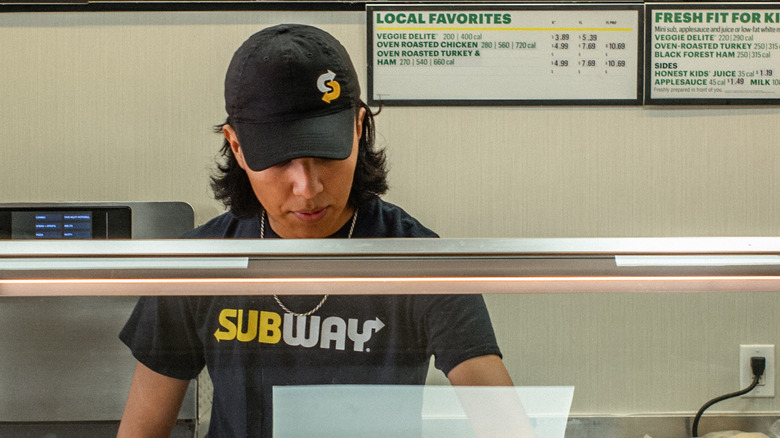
[210,100,388,219]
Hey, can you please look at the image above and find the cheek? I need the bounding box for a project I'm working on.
[246,172,284,208]
[334,160,358,193]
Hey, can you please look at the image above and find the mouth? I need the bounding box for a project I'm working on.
[292,207,327,223]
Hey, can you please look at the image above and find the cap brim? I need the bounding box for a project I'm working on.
[233,108,355,172]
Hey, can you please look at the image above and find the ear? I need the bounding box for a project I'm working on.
[355,106,366,140]
[223,124,250,171]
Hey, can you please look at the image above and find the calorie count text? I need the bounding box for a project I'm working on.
[375,31,537,68]
[653,31,772,60]
[654,62,780,87]
[376,30,633,73]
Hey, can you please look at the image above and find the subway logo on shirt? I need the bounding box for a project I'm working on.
[213,309,385,353]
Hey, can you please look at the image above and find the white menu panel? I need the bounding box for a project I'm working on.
[367,4,642,105]
[647,4,780,103]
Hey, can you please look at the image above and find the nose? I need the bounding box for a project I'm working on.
[288,159,324,199]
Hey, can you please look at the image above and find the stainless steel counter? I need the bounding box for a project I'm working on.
[2,237,780,296]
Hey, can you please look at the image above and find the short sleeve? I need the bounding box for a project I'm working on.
[119,296,205,380]
[420,294,502,376]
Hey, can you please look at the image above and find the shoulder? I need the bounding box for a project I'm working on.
[356,197,438,238]
[179,211,260,239]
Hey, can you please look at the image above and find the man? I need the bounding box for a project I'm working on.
[118,24,516,437]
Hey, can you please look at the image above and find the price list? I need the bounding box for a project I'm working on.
[367,5,642,104]
[648,5,780,102]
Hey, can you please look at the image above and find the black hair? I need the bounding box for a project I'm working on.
[210,100,388,219]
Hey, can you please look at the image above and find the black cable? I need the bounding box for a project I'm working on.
[691,357,767,437]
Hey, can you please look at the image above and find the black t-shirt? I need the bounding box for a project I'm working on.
[120,197,501,437]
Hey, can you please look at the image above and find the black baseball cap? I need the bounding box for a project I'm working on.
[224,24,360,172]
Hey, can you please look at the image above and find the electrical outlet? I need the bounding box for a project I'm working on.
[740,344,775,398]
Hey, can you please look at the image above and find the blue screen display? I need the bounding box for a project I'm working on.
[12,211,93,239]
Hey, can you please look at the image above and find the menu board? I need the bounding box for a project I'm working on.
[647,4,780,104]
[367,4,643,105]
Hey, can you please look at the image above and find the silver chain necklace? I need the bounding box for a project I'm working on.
[260,208,358,317]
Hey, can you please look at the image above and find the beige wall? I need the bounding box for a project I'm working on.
[2,10,779,416]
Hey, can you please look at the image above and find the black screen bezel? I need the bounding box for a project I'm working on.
[0,206,132,239]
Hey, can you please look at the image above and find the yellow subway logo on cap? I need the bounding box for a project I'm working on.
[317,70,341,103]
